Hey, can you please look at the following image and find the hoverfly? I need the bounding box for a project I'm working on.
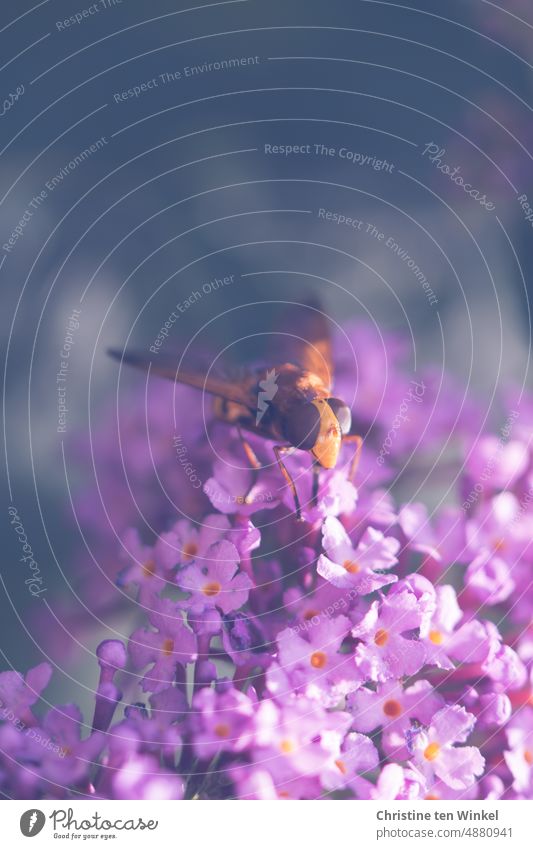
[109,304,361,520]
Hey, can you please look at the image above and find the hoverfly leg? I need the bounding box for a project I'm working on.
[274,445,303,521]
[236,425,262,504]
[343,434,363,482]
[311,462,320,507]
[236,425,262,470]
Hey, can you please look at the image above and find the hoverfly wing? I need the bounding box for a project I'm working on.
[280,300,334,391]
[107,348,257,410]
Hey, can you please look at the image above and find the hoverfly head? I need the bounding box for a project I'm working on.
[282,402,321,452]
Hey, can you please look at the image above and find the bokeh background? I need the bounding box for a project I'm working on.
[1,0,532,713]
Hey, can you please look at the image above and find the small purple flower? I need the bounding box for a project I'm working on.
[204,455,279,515]
[92,640,127,733]
[249,697,352,789]
[348,679,444,759]
[155,516,226,569]
[129,598,197,693]
[111,753,184,800]
[351,587,426,682]
[389,574,436,634]
[419,585,462,669]
[221,612,270,669]
[466,492,529,565]
[283,580,357,629]
[0,662,52,725]
[322,732,379,793]
[477,692,512,728]
[483,642,528,690]
[38,704,105,786]
[504,707,533,794]
[317,516,399,593]
[178,541,253,615]
[409,705,485,790]
[416,774,479,801]
[117,528,168,601]
[445,618,500,666]
[0,701,104,794]
[116,687,188,766]
[191,685,254,759]
[360,763,427,800]
[273,614,355,706]
[156,514,260,570]
[465,549,514,605]
[230,765,320,800]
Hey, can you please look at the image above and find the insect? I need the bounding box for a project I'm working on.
[108,304,361,520]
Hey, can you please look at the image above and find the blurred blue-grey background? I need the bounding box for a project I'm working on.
[1,0,532,706]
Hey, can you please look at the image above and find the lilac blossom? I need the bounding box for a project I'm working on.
[3,319,533,801]
[351,587,426,682]
[273,614,355,706]
[178,541,253,615]
[348,679,444,759]
[128,599,197,693]
[317,516,399,593]
[0,663,52,725]
[408,706,485,791]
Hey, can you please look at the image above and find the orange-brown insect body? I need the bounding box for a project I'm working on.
[212,363,343,469]
[108,303,360,517]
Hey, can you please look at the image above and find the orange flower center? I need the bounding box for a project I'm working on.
[310,651,327,669]
[202,581,222,598]
[343,559,360,574]
[214,723,231,739]
[383,699,402,718]
[303,609,319,621]
[492,537,506,552]
[162,638,174,656]
[335,759,347,775]
[424,742,441,761]
[425,793,440,800]
[142,559,156,577]
[183,542,198,561]
[280,739,295,754]
[429,630,444,645]
[524,749,533,766]
[374,628,389,647]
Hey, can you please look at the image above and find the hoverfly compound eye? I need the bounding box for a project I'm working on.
[283,403,321,451]
[327,398,352,435]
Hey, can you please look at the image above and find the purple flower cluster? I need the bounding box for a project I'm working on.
[2,323,533,800]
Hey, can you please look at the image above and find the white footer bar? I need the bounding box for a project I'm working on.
[4,800,530,848]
